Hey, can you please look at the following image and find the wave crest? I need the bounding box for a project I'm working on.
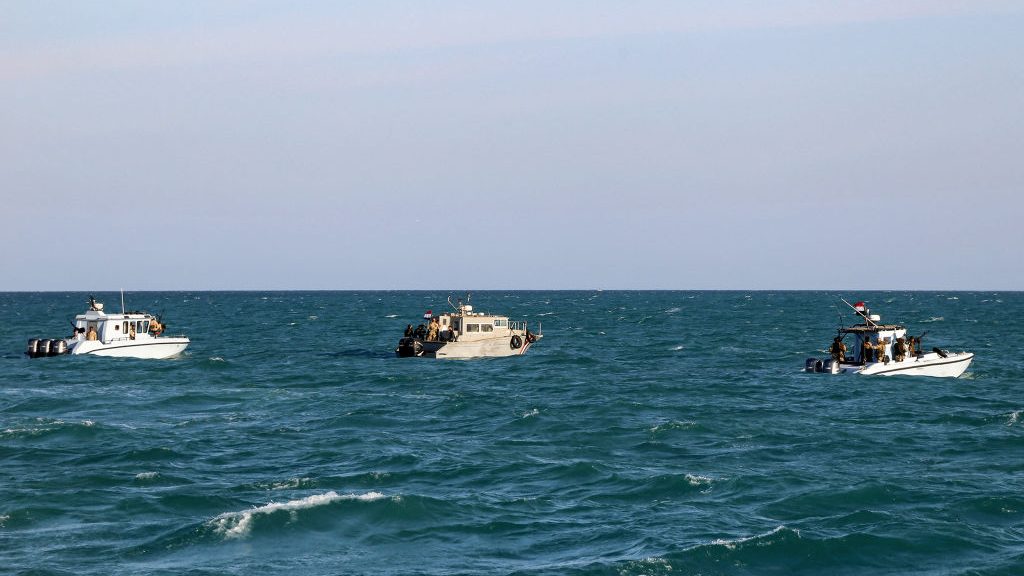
[209,491,386,539]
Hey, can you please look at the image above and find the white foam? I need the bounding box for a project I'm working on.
[1008,411,1020,426]
[385,314,398,318]
[620,557,672,573]
[209,356,226,362]
[685,474,713,486]
[135,471,160,480]
[665,307,681,314]
[671,345,684,351]
[82,420,95,427]
[711,525,790,550]
[209,491,386,539]
[270,477,312,490]
[522,408,540,418]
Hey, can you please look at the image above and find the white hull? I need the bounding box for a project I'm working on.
[831,351,973,378]
[69,337,190,359]
[400,335,537,359]
[429,338,535,359]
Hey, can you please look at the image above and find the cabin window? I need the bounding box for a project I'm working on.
[114,324,120,332]
[481,324,493,332]
[123,321,129,333]
[144,321,150,333]
[466,324,480,332]
[452,319,461,331]
[494,319,507,327]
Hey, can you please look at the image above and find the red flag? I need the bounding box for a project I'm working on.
[854,301,866,313]
[423,310,433,319]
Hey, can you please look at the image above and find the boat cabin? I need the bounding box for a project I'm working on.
[441,308,525,342]
[71,304,161,345]
[839,323,908,364]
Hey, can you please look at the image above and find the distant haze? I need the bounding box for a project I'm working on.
[3,1,1021,290]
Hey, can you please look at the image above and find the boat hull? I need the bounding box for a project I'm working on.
[69,337,190,359]
[397,336,537,359]
[823,351,974,378]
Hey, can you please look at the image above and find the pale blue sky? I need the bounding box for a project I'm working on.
[2,1,1022,290]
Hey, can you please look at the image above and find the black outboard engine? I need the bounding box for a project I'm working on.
[49,339,68,356]
[805,358,819,372]
[25,337,70,358]
[396,337,422,358]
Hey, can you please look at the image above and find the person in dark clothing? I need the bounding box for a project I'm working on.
[830,336,847,362]
[894,337,907,362]
[861,337,874,364]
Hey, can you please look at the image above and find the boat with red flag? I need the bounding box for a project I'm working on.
[396,295,541,359]
[805,299,974,377]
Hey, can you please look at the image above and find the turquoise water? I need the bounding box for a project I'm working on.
[1,291,1021,575]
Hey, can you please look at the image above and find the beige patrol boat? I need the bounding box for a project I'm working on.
[396,296,542,359]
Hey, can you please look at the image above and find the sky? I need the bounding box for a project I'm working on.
[2,1,1022,290]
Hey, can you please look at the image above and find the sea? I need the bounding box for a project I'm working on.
[1,291,1021,576]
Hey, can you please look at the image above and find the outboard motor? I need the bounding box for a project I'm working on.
[25,337,70,358]
[805,358,819,372]
[822,359,837,374]
[396,337,422,358]
[49,339,68,356]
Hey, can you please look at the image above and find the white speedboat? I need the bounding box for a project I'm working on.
[396,296,541,359]
[26,296,189,359]
[805,300,973,378]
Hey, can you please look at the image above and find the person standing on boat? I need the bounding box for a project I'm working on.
[830,336,847,362]
[894,337,907,362]
[426,317,439,341]
[404,324,414,337]
[875,338,889,363]
[86,326,98,341]
[861,337,874,364]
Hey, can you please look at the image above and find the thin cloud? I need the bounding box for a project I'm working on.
[2,0,1019,82]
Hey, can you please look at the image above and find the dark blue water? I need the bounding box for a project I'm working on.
[2,291,1021,575]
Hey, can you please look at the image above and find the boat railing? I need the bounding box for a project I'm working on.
[509,320,542,335]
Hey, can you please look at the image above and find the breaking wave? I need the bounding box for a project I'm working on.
[208,491,387,540]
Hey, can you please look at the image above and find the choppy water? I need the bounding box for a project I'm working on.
[2,291,1021,575]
